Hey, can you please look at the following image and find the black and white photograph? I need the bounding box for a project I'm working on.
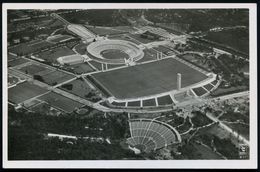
[2,3,257,169]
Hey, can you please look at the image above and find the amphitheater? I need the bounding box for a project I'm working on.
[127,119,181,153]
[87,39,144,64]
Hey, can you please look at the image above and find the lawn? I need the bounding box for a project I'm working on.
[137,49,157,63]
[192,87,208,96]
[8,82,48,104]
[59,78,93,99]
[47,35,74,43]
[128,101,141,107]
[85,26,127,36]
[36,46,76,63]
[18,64,50,75]
[142,98,156,107]
[157,95,173,105]
[8,40,54,55]
[70,63,95,74]
[38,92,84,113]
[129,34,157,44]
[92,58,208,99]
[8,75,19,86]
[8,58,29,67]
[40,70,75,86]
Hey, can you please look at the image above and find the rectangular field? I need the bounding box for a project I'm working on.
[92,58,208,99]
[38,92,84,113]
[35,46,76,63]
[8,82,48,104]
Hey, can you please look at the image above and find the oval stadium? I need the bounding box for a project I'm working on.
[87,39,144,64]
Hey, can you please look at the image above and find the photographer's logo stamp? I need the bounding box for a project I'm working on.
[239,144,249,159]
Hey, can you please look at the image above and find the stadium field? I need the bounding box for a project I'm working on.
[101,49,129,60]
[92,58,208,99]
[38,92,84,113]
[8,81,48,104]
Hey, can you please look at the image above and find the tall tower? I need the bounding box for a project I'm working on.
[177,73,181,90]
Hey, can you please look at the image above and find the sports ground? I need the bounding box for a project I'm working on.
[92,58,208,99]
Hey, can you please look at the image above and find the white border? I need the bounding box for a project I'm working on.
[2,3,257,169]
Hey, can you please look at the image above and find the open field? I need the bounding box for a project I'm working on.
[18,63,51,75]
[35,46,76,63]
[204,28,249,55]
[40,70,75,86]
[70,63,95,74]
[8,53,19,61]
[8,75,19,86]
[137,49,157,63]
[8,58,29,67]
[8,40,54,55]
[92,58,208,99]
[59,79,93,99]
[223,122,249,140]
[38,92,84,113]
[109,35,142,45]
[8,81,48,104]
[157,95,173,105]
[101,49,129,60]
[88,60,102,70]
[85,26,127,36]
[142,98,156,107]
[74,42,88,55]
[129,34,157,44]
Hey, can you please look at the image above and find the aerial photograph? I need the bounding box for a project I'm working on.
[6,8,251,162]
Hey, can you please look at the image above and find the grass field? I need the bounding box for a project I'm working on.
[8,82,48,104]
[192,87,208,96]
[36,46,76,63]
[137,49,157,63]
[8,40,53,55]
[8,75,19,86]
[8,58,29,67]
[74,43,88,55]
[111,101,126,107]
[85,26,127,36]
[142,98,156,107]
[70,63,95,74]
[128,101,141,107]
[18,64,50,75]
[204,28,249,55]
[38,92,84,113]
[109,35,142,45]
[59,79,92,99]
[8,53,19,61]
[129,34,157,44]
[92,58,208,99]
[88,60,102,70]
[157,95,173,105]
[40,70,75,86]
[101,49,129,60]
